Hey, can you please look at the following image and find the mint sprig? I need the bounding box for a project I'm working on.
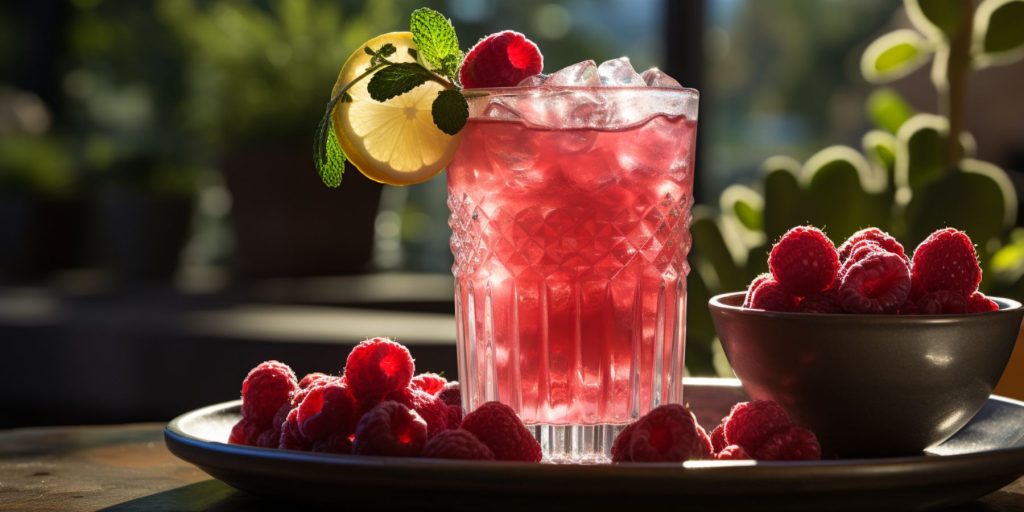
[314,7,470,187]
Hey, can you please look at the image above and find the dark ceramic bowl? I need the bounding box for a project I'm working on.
[708,291,1023,458]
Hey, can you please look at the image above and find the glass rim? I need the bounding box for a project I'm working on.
[464,85,700,99]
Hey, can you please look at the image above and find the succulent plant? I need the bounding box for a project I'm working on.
[688,0,1024,375]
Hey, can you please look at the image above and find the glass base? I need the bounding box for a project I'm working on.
[531,423,628,464]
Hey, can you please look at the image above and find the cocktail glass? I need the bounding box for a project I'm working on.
[447,63,698,462]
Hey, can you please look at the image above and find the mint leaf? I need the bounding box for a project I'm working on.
[314,97,346,187]
[410,8,462,81]
[431,89,468,135]
[367,63,432,102]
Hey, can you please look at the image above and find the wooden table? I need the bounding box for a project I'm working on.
[0,423,1022,511]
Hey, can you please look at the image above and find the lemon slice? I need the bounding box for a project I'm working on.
[332,32,462,186]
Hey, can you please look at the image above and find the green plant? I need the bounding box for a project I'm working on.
[0,135,76,197]
[688,0,1024,375]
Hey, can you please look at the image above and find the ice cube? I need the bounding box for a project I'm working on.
[545,60,600,87]
[597,57,644,86]
[641,68,681,88]
[517,74,548,87]
[482,96,521,121]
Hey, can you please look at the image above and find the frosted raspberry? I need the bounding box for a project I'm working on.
[298,372,333,389]
[838,228,905,262]
[611,422,639,463]
[352,401,428,457]
[769,226,839,296]
[838,241,885,278]
[911,228,981,296]
[917,290,969,314]
[422,429,496,460]
[968,292,999,313]
[438,381,461,407]
[408,388,452,438]
[724,401,793,451]
[229,419,260,446]
[749,279,799,312]
[742,273,772,308]
[753,426,821,461]
[460,31,544,89]
[240,361,299,427]
[838,251,911,314]
[715,445,752,460]
[460,402,542,462]
[344,337,415,404]
[411,372,447,396]
[710,424,727,453]
[625,404,703,463]
[296,383,358,442]
[798,288,842,314]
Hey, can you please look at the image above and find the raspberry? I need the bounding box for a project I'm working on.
[838,251,911,314]
[298,372,332,389]
[460,402,542,462]
[422,429,496,460]
[296,383,358,442]
[798,288,842,314]
[352,401,428,457]
[407,388,451,438]
[438,381,461,407]
[611,422,639,463]
[695,425,714,459]
[278,408,311,451]
[344,337,415,404]
[411,372,447,396]
[240,361,299,428]
[625,404,703,463]
[749,279,799,312]
[911,228,982,296]
[838,241,885,278]
[723,401,793,451]
[311,434,353,455]
[838,228,905,262]
[898,299,920,315]
[710,424,727,453]
[769,226,839,296]
[251,402,293,448]
[752,426,821,461]
[968,292,999,313]
[917,290,969,314]
[229,419,260,446]
[447,405,463,429]
[742,273,772,308]
[460,31,544,89]
[715,445,751,460]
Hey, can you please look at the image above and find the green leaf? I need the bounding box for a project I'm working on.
[367,63,431,102]
[410,7,462,80]
[861,29,933,83]
[720,185,764,232]
[431,89,468,135]
[896,114,949,191]
[867,88,916,133]
[977,0,1024,58]
[801,146,888,241]
[691,207,744,293]
[760,156,804,242]
[313,98,346,188]
[907,0,967,40]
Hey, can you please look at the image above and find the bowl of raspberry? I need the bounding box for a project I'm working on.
[708,226,1024,458]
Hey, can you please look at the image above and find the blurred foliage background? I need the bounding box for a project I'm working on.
[2,0,1023,375]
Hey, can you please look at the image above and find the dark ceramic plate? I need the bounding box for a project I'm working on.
[165,380,1024,511]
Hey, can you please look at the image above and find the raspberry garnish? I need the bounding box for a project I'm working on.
[618,404,705,463]
[459,31,543,89]
[917,290,969,314]
[742,273,772,308]
[748,279,799,312]
[715,444,751,460]
[295,382,358,443]
[769,226,839,296]
[460,401,542,462]
[411,372,447,396]
[968,292,999,313]
[838,251,911,314]
[422,429,496,460]
[752,426,822,461]
[798,288,842,314]
[710,424,727,453]
[911,228,982,296]
[352,401,428,457]
[838,228,905,262]
[723,401,793,451]
[344,337,415,404]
